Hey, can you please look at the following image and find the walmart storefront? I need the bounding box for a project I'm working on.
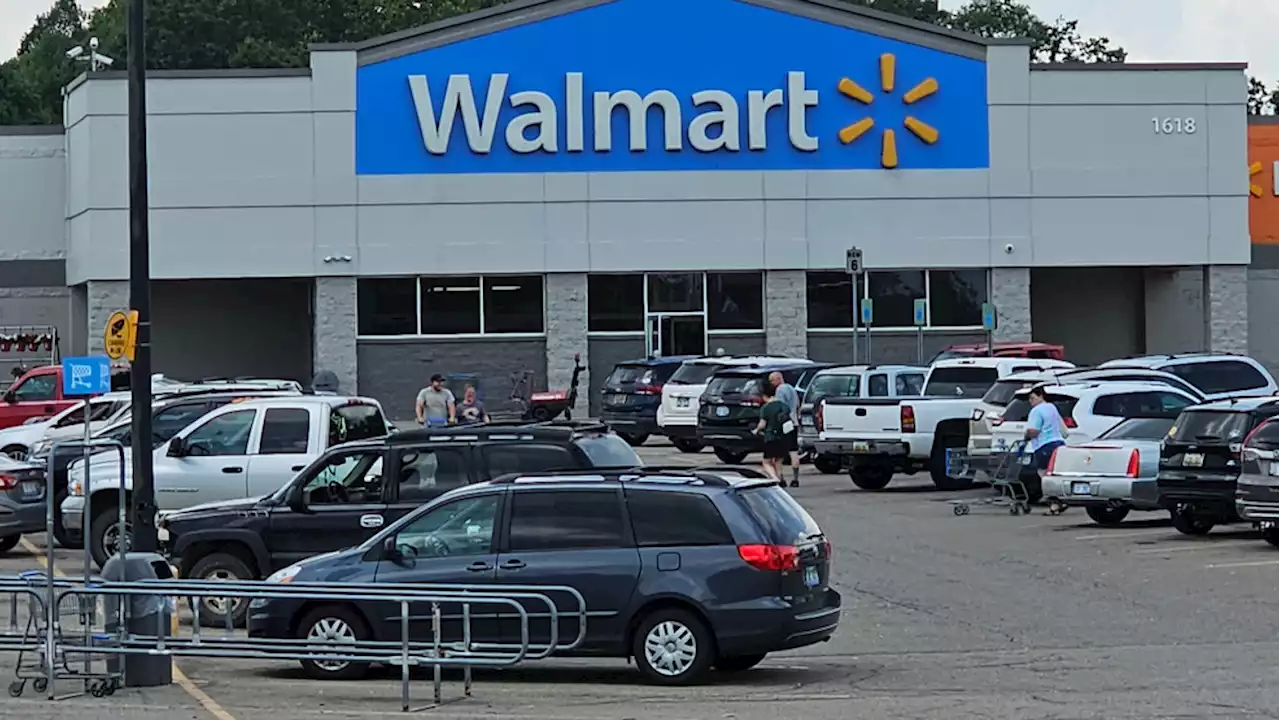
[3,0,1255,417]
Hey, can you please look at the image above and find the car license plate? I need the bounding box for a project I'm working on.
[852,441,870,453]
[1071,481,1092,496]
[803,565,820,588]
[715,406,729,417]
[20,481,41,499]
[1183,453,1204,468]
[676,397,690,408]
[608,394,626,405]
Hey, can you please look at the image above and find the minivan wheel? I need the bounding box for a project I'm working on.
[1170,510,1214,536]
[715,653,766,673]
[713,448,748,465]
[1085,505,1130,526]
[298,605,371,681]
[850,467,892,490]
[189,553,255,628]
[632,609,714,686]
[671,439,704,454]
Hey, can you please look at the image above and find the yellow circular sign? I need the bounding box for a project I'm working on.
[103,310,131,360]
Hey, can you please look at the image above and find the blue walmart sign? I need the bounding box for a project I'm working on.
[355,0,990,174]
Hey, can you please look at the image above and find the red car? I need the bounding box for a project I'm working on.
[0,364,131,430]
[929,342,1066,364]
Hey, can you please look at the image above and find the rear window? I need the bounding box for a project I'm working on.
[574,433,643,468]
[605,364,649,386]
[1246,419,1279,451]
[924,367,999,398]
[1002,393,1079,423]
[625,489,735,547]
[668,362,723,386]
[706,375,764,396]
[806,374,860,404]
[1100,417,1176,441]
[737,486,822,545]
[981,379,1032,407]
[1170,410,1253,444]
[329,403,388,446]
[1168,360,1270,395]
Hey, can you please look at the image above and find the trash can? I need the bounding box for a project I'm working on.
[100,553,174,687]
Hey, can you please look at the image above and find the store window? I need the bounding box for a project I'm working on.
[420,276,482,335]
[357,278,416,336]
[867,270,926,328]
[707,272,763,330]
[805,271,862,329]
[647,273,703,313]
[928,269,987,327]
[587,274,644,332]
[483,275,544,333]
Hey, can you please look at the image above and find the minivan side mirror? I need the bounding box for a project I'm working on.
[166,437,186,457]
[2,390,14,404]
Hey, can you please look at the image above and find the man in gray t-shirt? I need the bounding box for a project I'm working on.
[415,374,456,427]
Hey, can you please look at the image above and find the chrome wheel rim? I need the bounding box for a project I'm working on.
[3,448,26,461]
[101,523,133,557]
[306,617,356,672]
[643,620,697,677]
[201,569,243,616]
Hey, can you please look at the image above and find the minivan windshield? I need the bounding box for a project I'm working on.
[668,362,724,386]
[1170,410,1254,444]
[924,367,999,398]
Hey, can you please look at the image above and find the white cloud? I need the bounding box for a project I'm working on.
[1,0,108,62]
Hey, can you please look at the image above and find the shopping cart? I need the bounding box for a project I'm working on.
[949,440,1034,517]
[7,570,119,698]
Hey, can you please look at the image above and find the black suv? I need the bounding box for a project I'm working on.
[697,361,828,464]
[35,387,299,548]
[247,467,839,685]
[599,355,698,446]
[160,422,643,627]
[1157,395,1279,535]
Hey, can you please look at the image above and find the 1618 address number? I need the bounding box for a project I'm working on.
[1153,117,1197,134]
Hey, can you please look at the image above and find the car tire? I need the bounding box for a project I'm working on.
[1263,527,1278,547]
[189,553,256,628]
[849,466,892,490]
[813,455,842,475]
[1170,510,1214,536]
[712,448,748,465]
[1,445,27,462]
[632,608,714,686]
[714,653,767,673]
[0,535,20,554]
[621,433,650,447]
[671,439,704,454]
[297,605,372,681]
[929,438,972,491]
[89,510,131,570]
[1085,505,1130,526]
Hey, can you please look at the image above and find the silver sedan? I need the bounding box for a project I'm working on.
[1041,417,1177,526]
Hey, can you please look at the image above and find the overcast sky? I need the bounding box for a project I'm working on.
[1,0,1276,84]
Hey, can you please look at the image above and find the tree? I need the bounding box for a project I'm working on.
[1,0,1126,126]
[1248,76,1279,116]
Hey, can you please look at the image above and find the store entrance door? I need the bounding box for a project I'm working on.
[645,314,706,358]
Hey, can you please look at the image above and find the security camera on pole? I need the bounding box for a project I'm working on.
[66,37,114,72]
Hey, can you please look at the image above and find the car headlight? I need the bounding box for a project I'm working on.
[30,439,51,456]
[265,565,301,584]
[69,479,83,497]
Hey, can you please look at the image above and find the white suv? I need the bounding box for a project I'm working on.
[1098,353,1276,399]
[658,355,809,453]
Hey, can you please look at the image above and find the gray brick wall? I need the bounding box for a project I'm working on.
[990,267,1031,342]
[86,280,129,356]
[358,338,547,421]
[808,330,986,365]
[314,277,358,394]
[1206,264,1249,356]
[545,273,588,417]
[765,270,806,357]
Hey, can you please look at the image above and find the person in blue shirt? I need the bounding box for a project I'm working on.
[1024,385,1069,475]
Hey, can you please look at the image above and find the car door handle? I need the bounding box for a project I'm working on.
[291,465,305,472]
[43,406,55,414]
[221,466,243,474]
[466,561,493,572]
[500,559,526,570]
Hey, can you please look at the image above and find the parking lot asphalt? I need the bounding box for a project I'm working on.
[0,438,1275,720]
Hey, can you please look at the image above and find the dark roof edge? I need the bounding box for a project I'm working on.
[1031,61,1249,72]
[1249,115,1279,125]
[68,68,312,81]
[317,0,1026,54]
[0,125,64,136]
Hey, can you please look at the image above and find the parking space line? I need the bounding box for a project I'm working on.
[18,537,237,720]
[1204,559,1279,569]
[1073,528,1173,541]
[1131,541,1260,554]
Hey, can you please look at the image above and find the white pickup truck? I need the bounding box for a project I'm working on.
[62,395,390,568]
[813,357,1075,491]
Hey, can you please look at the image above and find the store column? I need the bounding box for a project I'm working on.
[764,271,807,358]
[1205,265,1249,355]
[989,268,1032,343]
[86,280,130,355]
[313,277,358,394]
[545,273,589,417]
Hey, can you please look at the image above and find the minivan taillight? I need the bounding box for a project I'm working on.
[1126,449,1140,478]
[900,405,916,433]
[737,544,800,572]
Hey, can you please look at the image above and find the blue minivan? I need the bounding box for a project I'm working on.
[600,356,699,446]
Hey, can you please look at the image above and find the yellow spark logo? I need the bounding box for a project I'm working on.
[837,53,939,169]
[1249,161,1264,197]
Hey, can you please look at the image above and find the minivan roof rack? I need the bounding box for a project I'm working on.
[487,466,771,487]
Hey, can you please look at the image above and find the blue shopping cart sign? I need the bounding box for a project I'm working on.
[981,302,998,331]
[859,298,874,326]
[912,298,928,327]
[62,356,112,396]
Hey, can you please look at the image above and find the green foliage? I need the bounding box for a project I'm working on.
[1248,76,1279,116]
[0,0,1131,126]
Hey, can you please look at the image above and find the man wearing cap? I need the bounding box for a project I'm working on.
[415,374,456,427]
